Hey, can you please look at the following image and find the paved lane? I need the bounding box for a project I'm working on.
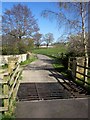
[17,54,70,101]
[15,54,88,118]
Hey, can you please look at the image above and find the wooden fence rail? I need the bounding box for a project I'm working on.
[68,57,90,86]
[0,62,22,114]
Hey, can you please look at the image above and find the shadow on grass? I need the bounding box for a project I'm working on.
[53,57,72,79]
[55,66,66,73]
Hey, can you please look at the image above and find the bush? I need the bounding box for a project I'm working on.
[67,34,85,57]
[2,45,19,55]
[2,46,7,55]
[2,38,34,55]
[61,56,68,69]
[27,38,34,51]
[2,63,8,69]
[17,41,28,54]
[2,42,28,55]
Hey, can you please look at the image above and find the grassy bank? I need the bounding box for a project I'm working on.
[33,46,69,77]
[33,47,69,78]
[20,55,37,66]
[33,46,68,73]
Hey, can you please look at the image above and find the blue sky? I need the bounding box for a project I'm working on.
[2,2,86,42]
[2,2,65,42]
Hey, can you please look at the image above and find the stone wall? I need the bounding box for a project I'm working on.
[0,54,27,66]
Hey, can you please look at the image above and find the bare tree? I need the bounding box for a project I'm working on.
[41,2,89,82]
[33,32,42,48]
[2,4,39,40]
[41,2,88,55]
[44,33,54,47]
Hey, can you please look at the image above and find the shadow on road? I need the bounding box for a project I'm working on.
[24,66,54,70]
[39,58,54,64]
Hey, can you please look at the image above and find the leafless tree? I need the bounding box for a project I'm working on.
[44,33,54,47]
[2,4,39,40]
[33,32,42,48]
[41,2,89,82]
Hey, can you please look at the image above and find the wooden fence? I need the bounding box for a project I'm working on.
[0,62,22,114]
[68,57,90,86]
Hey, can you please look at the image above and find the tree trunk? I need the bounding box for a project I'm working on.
[19,36,22,39]
[47,43,48,48]
[80,3,88,83]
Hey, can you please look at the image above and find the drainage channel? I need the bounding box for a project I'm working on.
[17,82,69,101]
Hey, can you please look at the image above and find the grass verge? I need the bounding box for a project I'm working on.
[20,55,37,66]
[52,57,72,79]
[1,113,15,120]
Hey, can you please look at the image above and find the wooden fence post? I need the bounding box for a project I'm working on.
[3,75,9,114]
[72,59,77,79]
[84,58,86,85]
[8,57,18,74]
[68,58,70,70]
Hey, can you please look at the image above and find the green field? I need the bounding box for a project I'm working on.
[32,45,68,75]
[33,45,67,58]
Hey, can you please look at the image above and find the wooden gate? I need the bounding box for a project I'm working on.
[0,61,22,115]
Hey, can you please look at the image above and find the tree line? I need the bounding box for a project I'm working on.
[2,2,89,58]
[2,4,54,55]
